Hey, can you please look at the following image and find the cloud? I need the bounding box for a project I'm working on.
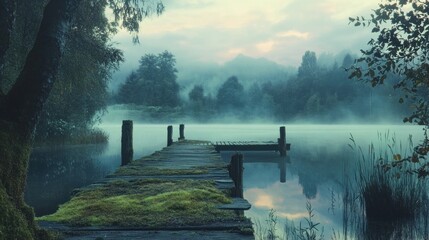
[255,40,276,54]
[277,211,308,220]
[111,0,381,83]
[277,30,310,40]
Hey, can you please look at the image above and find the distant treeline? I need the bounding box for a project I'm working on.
[114,50,407,123]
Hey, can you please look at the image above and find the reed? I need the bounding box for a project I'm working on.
[344,132,429,238]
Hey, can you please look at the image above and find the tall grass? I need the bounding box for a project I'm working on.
[254,202,324,240]
[343,132,429,239]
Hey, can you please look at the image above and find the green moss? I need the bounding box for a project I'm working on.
[38,179,235,227]
[0,120,32,201]
[0,183,34,240]
[0,121,50,239]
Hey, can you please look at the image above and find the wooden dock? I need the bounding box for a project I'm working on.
[213,141,291,153]
[38,123,291,239]
[38,139,254,239]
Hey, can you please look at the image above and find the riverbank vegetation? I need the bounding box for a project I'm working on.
[342,133,429,239]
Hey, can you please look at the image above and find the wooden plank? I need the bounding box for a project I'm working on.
[217,143,290,151]
[215,144,279,152]
[218,198,251,211]
[58,230,254,240]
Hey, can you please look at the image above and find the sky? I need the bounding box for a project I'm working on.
[112,0,380,81]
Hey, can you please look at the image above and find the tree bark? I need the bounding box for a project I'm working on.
[2,0,80,138]
[0,0,81,239]
[0,0,15,95]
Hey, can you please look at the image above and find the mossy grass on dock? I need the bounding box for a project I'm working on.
[38,179,235,227]
[38,140,252,239]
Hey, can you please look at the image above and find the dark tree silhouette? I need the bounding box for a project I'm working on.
[216,76,244,111]
[0,0,164,238]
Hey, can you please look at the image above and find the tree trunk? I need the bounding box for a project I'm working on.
[0,0,15,95]
[0,0,80,239]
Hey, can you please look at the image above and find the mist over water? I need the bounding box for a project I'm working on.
[26,120,425,240]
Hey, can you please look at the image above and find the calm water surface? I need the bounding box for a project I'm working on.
[25,124,424,237]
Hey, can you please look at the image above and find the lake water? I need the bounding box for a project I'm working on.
[25,124,425,238]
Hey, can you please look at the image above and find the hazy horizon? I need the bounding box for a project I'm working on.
[109,0,380,89]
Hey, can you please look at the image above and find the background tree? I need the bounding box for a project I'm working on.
[0,0,164,239]
[187,85,215,120]
[116,71,140,104]
[216,76,244,111]
[298,51,318,78]
[117,51,180,107]
[349,0,429,176]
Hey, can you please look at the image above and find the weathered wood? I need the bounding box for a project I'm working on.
[278,126,286,156]
[279,158,286,183]
[167,125,173,146]
[121,120,133,166]
[229,154,243,198]
[41,142,253,239]
[178,124,185,140]
[47,229,255,240]
[218,198,251,210]
[215,143,291,152]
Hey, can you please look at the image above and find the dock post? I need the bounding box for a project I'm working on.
[178,124,185,140]
[278,126,286,156]
[121,120,133,166]
[279,158,286,183]
[229,153,243,198]
[167,125,173,146]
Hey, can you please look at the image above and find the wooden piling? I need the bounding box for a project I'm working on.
[179,124,185,140]
[167,125,173,146]
[229,153,243,198]
[278,126,286,156]
[279,158,286,183]
[121,120,133,166]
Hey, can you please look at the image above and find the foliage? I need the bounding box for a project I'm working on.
[1,0,124,144]
[36,0,122,143]
[189,85,205,102]
[349,0,429,125]
[344,133,429,239]
[298,51,318,79]
[295,202,324,240]
[266,209,279,240]
[255,203,324,240]
[0,0,164,238]
[187,84,216,121]
[107,0,164,42]
[116,51,180,107]
[116,50,409,123]
[216,76,244,111]
[349,0,429,174]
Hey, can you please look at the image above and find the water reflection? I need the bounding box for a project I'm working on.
[237,125,427,240]
[23,124,426,239]
[24,144,118,216]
